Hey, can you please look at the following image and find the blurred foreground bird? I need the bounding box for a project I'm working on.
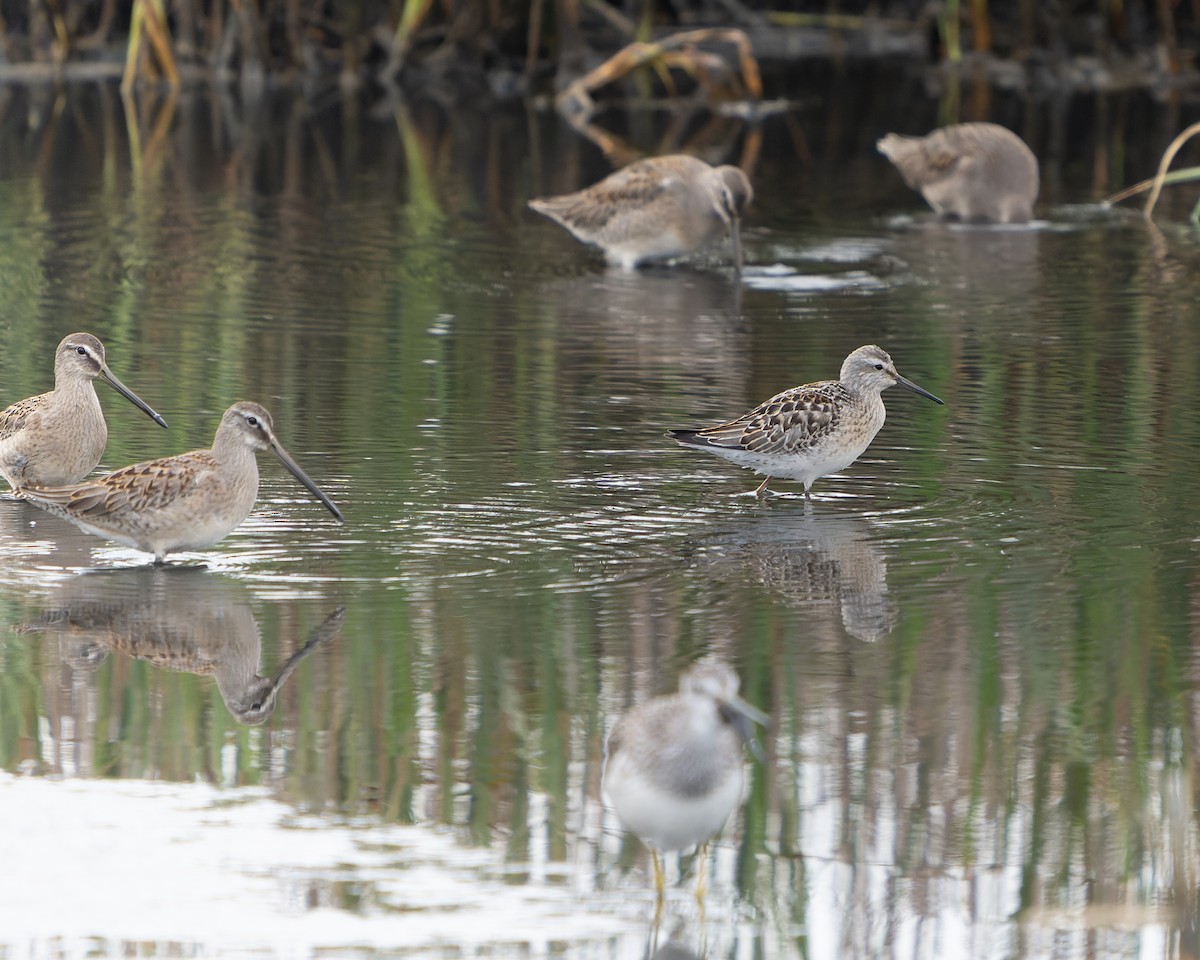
[602,659,769,910]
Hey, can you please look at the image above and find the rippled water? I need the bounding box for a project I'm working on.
[1,76,1200,958]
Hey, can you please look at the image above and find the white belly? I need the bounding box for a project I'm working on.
[705,432,878,487]
[603,753,744,852]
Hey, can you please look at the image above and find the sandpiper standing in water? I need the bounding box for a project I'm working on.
[0,333,167,492]
[602,659,769,911]
[877,122,1039,224]
[528,154,753,271]
[669,344,944,498]
[18,401,344,563]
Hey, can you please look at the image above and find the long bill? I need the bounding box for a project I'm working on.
[239,606,346,724]
[730,217,744,274]
[100,365,169,428]
[269,606,345,686]
[720,693,771,763]
[266,433,346,524]
[896,373,944,405]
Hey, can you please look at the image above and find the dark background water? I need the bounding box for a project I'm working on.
[1,63,1199,957]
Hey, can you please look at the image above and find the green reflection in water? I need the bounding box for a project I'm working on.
[0,85,1198,957]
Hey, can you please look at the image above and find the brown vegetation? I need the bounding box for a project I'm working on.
[0,1,1197,91]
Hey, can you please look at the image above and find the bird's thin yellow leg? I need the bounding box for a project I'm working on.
[694,842,710,905]
[754,476,772,498]
[652,849,665,923]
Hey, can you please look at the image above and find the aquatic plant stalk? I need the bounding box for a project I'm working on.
[1101,165,1200,207]
[121,0,180,91]
[1142,121,1200,220]
[395,0,436,54]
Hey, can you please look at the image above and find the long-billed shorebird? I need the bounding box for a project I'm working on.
[602,659,769,908]
[0,333,167,492]
[18,401,344,563]
[877,122,1039,224]
[528,155,753,270]
[669,344,944,498]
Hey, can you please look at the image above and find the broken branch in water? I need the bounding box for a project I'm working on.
[555,28,762,118]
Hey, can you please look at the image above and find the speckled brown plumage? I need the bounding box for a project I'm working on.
[0,333,166,491]
[529,155,753,270]
[19,401,344,562]
[670,345,944,498]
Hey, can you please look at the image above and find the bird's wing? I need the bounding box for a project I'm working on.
[22,451,219,517]
[691,381,848,455]
[0,393,50,441]
[529,160,679,234]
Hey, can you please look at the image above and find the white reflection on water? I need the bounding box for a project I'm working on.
[0,773,641,956]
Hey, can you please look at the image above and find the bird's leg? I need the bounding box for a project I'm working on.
[652,848,665,923]
[754,476,772,498]
[803,486,812,501]
[694,842,710,906]
[646,913,663,953]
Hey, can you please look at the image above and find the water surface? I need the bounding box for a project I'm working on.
[1,74,1199,958]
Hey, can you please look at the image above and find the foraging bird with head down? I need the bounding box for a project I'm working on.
[528,154,753,270]
[877,122,1039,224]
[669,344,943,499]
[0,333,167,493]
[18,401,344,563]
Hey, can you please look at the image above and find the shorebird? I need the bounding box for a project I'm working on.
[528,155,753,270]
[877,122,1039,223]
[18,401,344,563]
[602,659,769,907]
[0,333,167,492]
[669,344,944,498]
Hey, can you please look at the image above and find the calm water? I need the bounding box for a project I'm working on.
[1,70,1200,958]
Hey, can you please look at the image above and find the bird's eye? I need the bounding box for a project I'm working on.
[76,346,87,356]
[246,416,258,426]
[874,363,884,371]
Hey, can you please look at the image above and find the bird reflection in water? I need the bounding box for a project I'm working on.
[691,512,898,642]
[547,267,746,392]
[16,566,344,725]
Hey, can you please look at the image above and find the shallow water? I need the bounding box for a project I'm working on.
[1,73,1200,958]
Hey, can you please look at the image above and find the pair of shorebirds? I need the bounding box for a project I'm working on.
[0,333,344,563]
[528,121,1039,273]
